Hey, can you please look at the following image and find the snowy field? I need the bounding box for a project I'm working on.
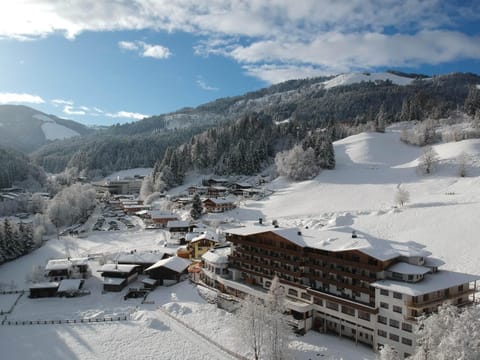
[2,127,480,359]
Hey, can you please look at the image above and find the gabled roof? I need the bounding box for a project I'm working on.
[203,198,235,205]
[225,224,431,262]
[115,251,167,264]
[167,220,190,228]
[45,258,89,271]
[57,279,83,292]
[98,263,139,273]
[190,231,218,243]
[29,282,59,289]
[149,210,178,219]
[145,256,191,273]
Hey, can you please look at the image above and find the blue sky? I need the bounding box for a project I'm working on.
[0,1,479,126]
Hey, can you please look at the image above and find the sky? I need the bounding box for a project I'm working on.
[0,1,479,126]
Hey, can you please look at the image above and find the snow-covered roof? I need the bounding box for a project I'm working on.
[233,182,251,188]
[103,277,126,285]
[203,198,234,205]
[145,256,191,273]
[202,247,231,264]
[387,262,431,275]
[167,220,190,228]
[424,257,446,268]
[225,225,431,261]
[150,211,178,219]
[191,231,218,244]
[45,258,89,271]
[98,263,139,273]
[57,279,83,292]
[372,270,480,296]
[141,277,158,285]
[29,282,59,289]
[115,251,166,264]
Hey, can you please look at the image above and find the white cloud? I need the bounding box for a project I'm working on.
[63,105,85,116]
[118,40,171,59]
[118,40,139,51]
[196,76,219,91]
[106,111,149,120]
[51,98,74,106]
[0,92,45,104]
[2,1,480,82]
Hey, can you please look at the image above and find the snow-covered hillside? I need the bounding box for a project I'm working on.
[241,128,480,275]
[33,113,81,140]
[2,127,480,360]
[322,72,420,89]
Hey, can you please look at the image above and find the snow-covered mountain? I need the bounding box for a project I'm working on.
[0,105,93,153]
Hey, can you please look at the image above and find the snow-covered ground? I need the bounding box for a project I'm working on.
[321,72,422,89]
[2,126,480,359]
[33,113,81,140]
[104,168,153,181]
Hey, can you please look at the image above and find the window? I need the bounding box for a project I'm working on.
[341,305,355,316]
[402,322,413,333]
[377,329,387,338]
[380,289,389,296]
[313,297,323,306]
[389,319,400,329]
[380,302,389,309]
[378,315,387,325]
[358,310,371,322]
[301,293,311,301]
[393,305,402,314]
[393,292,403,299]
[288,288,298,297]
[326,300,339,311]
[389,333,399,342]
[402,337,413,346]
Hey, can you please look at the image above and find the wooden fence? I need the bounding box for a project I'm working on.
[1,315,128,326]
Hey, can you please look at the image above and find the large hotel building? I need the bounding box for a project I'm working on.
[201,223,479,358]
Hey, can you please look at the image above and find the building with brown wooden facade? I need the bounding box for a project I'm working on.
[204,224,479,358]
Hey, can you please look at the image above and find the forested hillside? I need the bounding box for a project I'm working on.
[32,72,480,177]
[0,147,46,189]
[0,105,93,153]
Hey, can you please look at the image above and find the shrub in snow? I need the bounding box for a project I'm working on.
[394,184,410,207]
[417,146,439,175]
[275,145,320,181]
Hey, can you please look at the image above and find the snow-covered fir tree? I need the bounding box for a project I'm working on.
[190,193,203,220]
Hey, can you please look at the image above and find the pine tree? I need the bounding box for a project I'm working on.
[190,193,203,220]
[3,219,14,260]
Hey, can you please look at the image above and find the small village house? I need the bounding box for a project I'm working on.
[202,198,236,213]
[144,256,192,286]
[44,258,90,281]
[98,263,140,292]
[187,231,219,259]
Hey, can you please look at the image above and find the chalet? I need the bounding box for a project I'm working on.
[203,224,480,358]
[149,211,178,227]
[203,178,229,187]
[187,186,209,195]
[144,256,192,286]
[123,204,150,215]
[98,264,140,292]
[203,198,236,213]
[116,251,170,273]
[187,231,219,259]
[44,258,90,281]
[56,279,85,297]
[29,282,59,298]
[207,186,229,197]
[230,182,252,196]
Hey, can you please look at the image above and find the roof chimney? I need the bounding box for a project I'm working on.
[258,218,263,225]
[352,230,357,238]
[297,231,302,236]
